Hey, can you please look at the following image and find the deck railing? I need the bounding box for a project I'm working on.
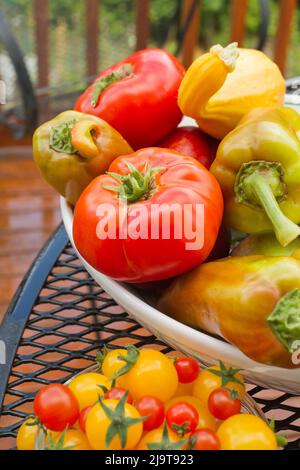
[32,0,297,92]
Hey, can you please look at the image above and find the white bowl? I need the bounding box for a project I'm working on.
[61,197,300,394]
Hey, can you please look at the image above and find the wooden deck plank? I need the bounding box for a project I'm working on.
[0,194,59,215]
[0,152,61,317]
[0,229,54,255]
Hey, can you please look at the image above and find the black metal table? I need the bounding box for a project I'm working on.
[0,225,299,450]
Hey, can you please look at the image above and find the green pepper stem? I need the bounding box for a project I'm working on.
[268,289,300,354]
[246,174,300,247]
[91,63,133,108]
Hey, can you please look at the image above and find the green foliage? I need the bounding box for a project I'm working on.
[1,0,300,81]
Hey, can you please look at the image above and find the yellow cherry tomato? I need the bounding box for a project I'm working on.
[16,418,39,450]
[48,429,92,450]
[137,425,186,450]
[217,414,278,450]
[86,399,143,450]
[172,381,195,398]
[126,349,178,402]
[165,395,217,431]
[192,366,245,404]
[101,349,129,388]
[68,372,112,410]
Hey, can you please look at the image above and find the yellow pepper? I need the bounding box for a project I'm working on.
[210,107,300,247]
[33,110,133,205]
[178,43,286,140]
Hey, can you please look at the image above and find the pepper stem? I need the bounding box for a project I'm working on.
[235,161,300,247]
[91,63,133,107]
[267,289,300,354]
[210,42,239,72]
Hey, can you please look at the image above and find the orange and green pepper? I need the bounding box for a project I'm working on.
[159,255,300,368]
[211,107,300,247]
[33,110,132,205]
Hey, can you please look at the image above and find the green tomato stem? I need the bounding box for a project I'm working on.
[105,162,165,203]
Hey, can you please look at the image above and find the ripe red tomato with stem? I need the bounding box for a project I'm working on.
[136,396,165,431]
[174,356,200,383]
[33,384,79,431]
[105,387,133,404]
[75,49,185,149]
[208,387,242,420]
[189,429,221,450]
[73,148,223,283]
[166,402,199,436]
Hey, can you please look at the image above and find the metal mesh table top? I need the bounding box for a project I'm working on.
[0,225,299,450]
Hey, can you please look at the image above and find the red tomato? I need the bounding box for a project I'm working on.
[105,387,133,404]
[208,388,242,420]
[166,402,199,436]
[174,357,200,383]
[207,223,231,261]
[189,429,221,450]
[34,384,79,432]
[73,148,223,283]
[75,49,185,149]
[79,406,92,433]
[160,126,217,169]
[136,396,165,431]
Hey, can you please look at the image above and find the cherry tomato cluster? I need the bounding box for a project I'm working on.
[17,346,280,451]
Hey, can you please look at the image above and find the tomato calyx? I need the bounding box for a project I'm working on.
[98,391,146,448]
[46,429,75,451]
[25,415,48,450]
[26,415,47,434]
[147,422,187,450]
[269,417,288,448]
[91,63,133,107]
[98,384,109,394]
[225,387,239,400]
[105,162,165,203]
[189,433,201,450]
[110,344,140,380]
[95,345,109,369]
[209,361,243,388]
[49,119,78,154]
[171,421,191,437]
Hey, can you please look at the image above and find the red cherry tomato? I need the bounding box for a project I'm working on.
[79,406,92,433]
[166,402,199,436]
[207,223,231,261]
[136,396,165,431]
[208,387,242,420]
[189,428,221,450]
[159,126,217,169]
[174,356,200,383]
[104,387,133,404]
[33,384,79,431]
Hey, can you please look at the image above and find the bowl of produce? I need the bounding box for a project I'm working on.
[33,43,300,393]
[17,347,282,451]
[61,197,300,394]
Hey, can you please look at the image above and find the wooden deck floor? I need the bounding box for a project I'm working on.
[0,148,61,320]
